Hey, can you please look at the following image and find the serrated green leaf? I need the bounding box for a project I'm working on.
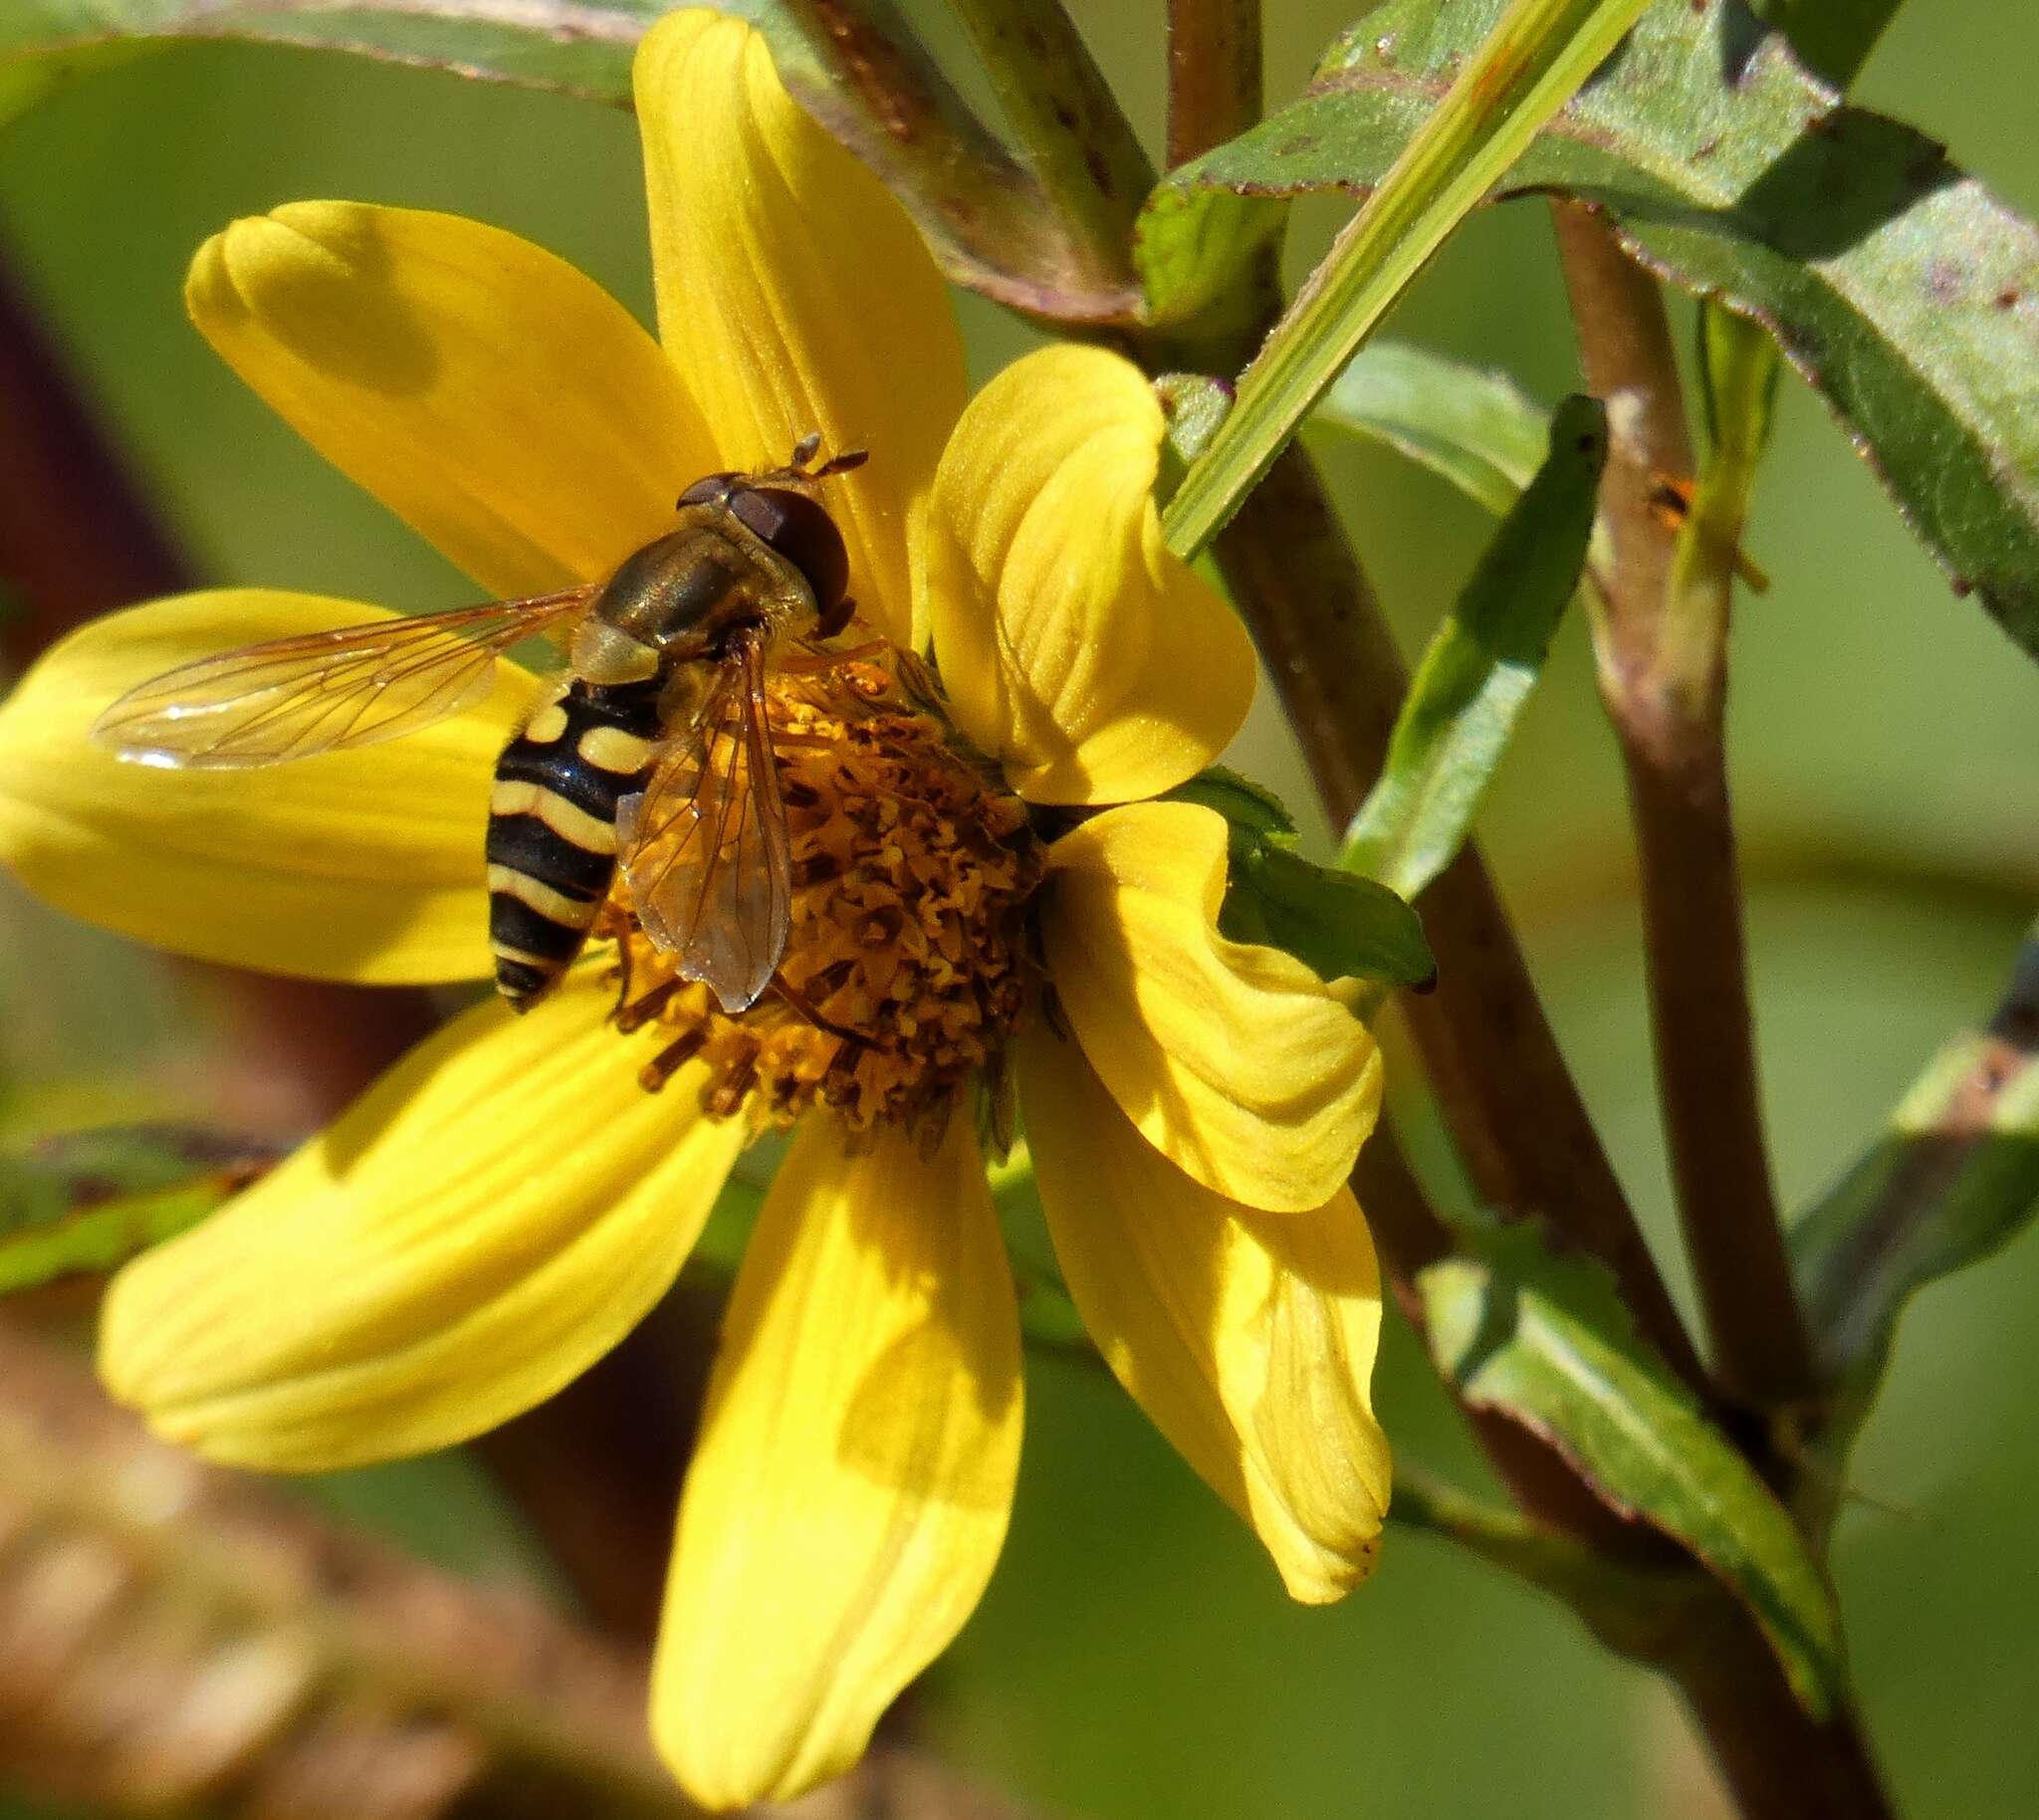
[0,1124,279,1294]
[1312,341,1553,517]
[1152,0,2039,657]
[1420,1220,1846,1716]
[1159,0,1652,560]
[1790,923,2039,1528]
[1342,393,1605,900]
[0,1,1141,324]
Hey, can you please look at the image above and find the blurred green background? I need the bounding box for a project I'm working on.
[3,2,2037,1815]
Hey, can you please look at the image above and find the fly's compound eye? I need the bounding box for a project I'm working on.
[677,471,744,509]
[729,486,850,617]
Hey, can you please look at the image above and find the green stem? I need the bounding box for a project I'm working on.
[942,0,1153,270]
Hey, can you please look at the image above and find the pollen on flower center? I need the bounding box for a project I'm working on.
[605,658,1043,1132]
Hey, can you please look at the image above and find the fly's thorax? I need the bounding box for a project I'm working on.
[593,511,818,660]
[606,657,1043,1137]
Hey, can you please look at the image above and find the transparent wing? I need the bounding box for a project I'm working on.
[92,587,595,770]
[617,630,792,1014]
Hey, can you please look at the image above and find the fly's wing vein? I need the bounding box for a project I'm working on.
[93,588,593,769]
[617,630,792,1013]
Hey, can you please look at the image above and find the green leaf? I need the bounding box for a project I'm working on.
[1153,372,1237,469]
[0,1,1141,325]
[1153,0,2039,656]
[1341,393,1605,900]
[1224,845,1436,989]
[1312,341,1552,517]
[0,1123,279,1294]
[1420,1221,1846,1716]
[1753,0,1909,87]
[1789,922,2039,1527]
[1157,0,1654,560]
[1169,768,1434,988]
[1167,764,1299,843]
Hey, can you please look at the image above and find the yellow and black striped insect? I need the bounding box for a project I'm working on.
[95,436,869,1015]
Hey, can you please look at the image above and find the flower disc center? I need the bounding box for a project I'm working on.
[607,659,1041,1133]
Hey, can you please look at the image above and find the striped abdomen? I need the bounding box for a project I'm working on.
[486,679,659,1009]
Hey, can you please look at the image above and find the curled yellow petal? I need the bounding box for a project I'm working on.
[0,591,529,984]
[634,11,965,648]
[187,201,714,596]
[1020,1024,1390,1602]
[100,974,744,1471]
[1040,800,1383,1212]
[921,344,1254,804]
[654,1112,1020,1808]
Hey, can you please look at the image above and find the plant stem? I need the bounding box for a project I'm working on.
[1550,203,1814,1411]
[0,245,432,1127]
[1166,0,1260,167]
[942,0,1153,264]
[1214,443,1706,1395]
[1659,1600,1896,1820]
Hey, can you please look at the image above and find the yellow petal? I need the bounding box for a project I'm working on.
[634,11,965,648]
[1040,800,1383,1212]
[921,344,1255,804]
[188,201,714,596]
[1020,1024,1390,1602]
[100,974,744,1471]
[0,590,530,983]
[654,1112,1020,1808]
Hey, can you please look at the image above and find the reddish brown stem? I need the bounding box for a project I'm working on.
[1551,203,1813,1411]
[1166,0,1261,168]
[1216,442,1706,1396]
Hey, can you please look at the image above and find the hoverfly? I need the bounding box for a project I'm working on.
[94,436,869,1015]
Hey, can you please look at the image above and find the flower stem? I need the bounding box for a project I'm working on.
[1165,0,1260,167]
[941,0,1153,268]
[1551,204,1815,1412]
[1214,443,1706,1396]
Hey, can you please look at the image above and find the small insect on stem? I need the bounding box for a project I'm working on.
[1647,471,1771,592]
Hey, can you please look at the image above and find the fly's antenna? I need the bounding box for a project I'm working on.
[758,434,869,489]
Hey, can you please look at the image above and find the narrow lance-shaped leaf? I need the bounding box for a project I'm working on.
[0,1123,279,1295]
[0,1,1142,324]
[1158,0,1653,560]
[1152,0,2039,658]
[1790,921,2039,1531]
[1311,341,1553,517]
[1342,394,1606,900]
[1419,1220,1847,1717]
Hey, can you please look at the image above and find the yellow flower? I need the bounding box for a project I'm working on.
[0,12,1391,1808]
